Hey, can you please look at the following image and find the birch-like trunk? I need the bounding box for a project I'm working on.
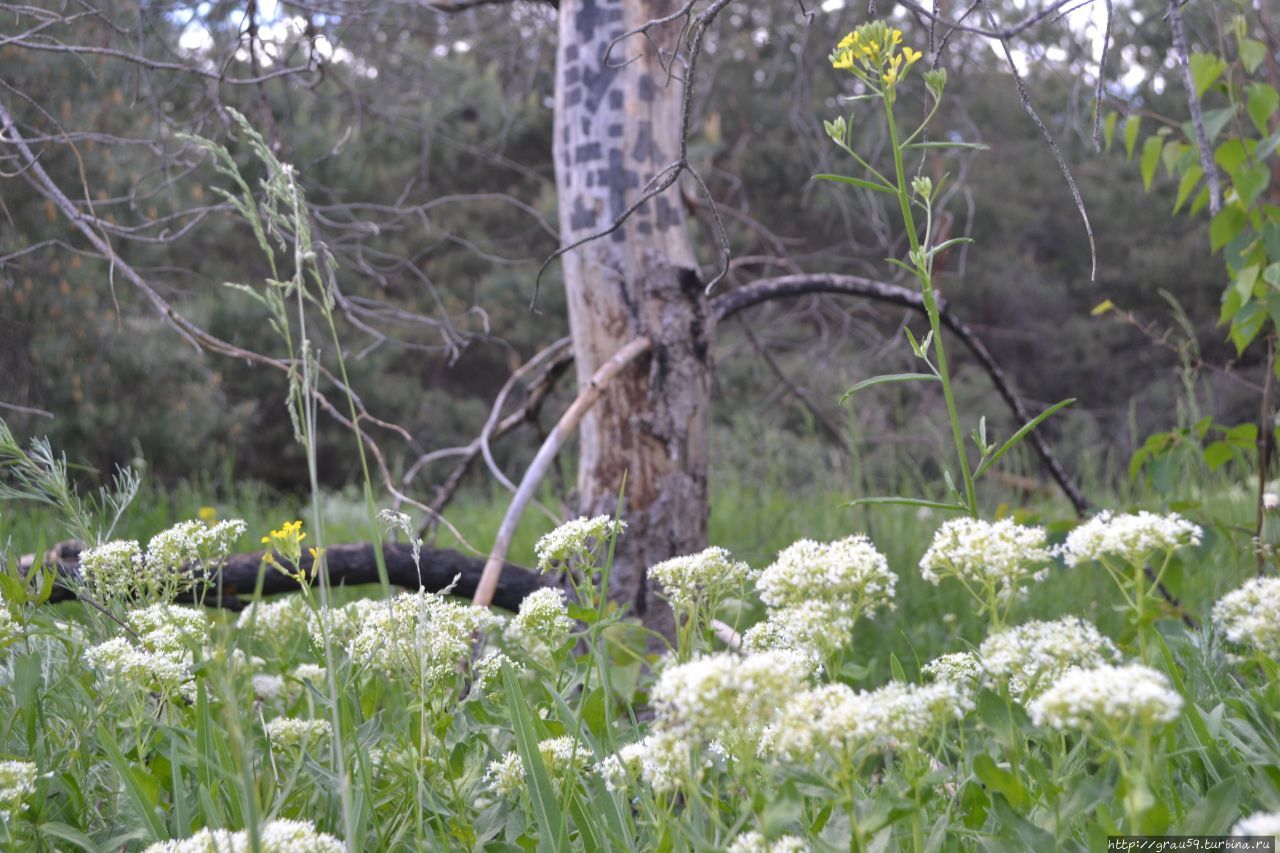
[554,0,713,634]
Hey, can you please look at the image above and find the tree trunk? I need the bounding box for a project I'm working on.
[554,0,713,634]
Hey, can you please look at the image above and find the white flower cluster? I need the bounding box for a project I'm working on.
[727,831,810,853]
[85,606,207,697]
[1213,577,1280,657]
[918,518,1051,602]
[1060,511,1201,567]
[750,536,896,660]
[293,663,325,684]
[78,540,145,601]
[534,515,626,573]
[758,536,896,611]
[236,597,311,643]
[507,588,573,666]
[472,651,520,700]
[264,717,332,749]
[147,519,246,574]
[649,546,754,612]
[979,617,1118,699]
[595,729,692,795]
[348,591,497,690]
[80,519,246,603]
[141,819,344,852]
[1027,664,1183,731]
[127,604,209,652]
[0,592,16,646]
[308,598,382,648]
[651,650,810,748]
[743,600,854,662]
[921,651,982,687]
[1233,811,1280,838]
[0,760,36,821]
[486,736,588,797]
[766,679,971,762]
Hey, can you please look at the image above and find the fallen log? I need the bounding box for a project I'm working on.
[23,541,550,612]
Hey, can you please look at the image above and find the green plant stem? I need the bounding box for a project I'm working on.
[884,98,977,515]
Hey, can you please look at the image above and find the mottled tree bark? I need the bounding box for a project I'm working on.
[554,0,713,634]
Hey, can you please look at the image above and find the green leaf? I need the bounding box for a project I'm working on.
[95,724,166,842]
[811,173,895,194]
[1248,84,1280,135]
[1124,116,1141,159]
[1190,185,1211,217]
[1233,163,1270,209]
[1241,38,1268,74]
[973,754,1030,811]
[1235,263,1262,305]
[904,141,990,151]
[840,372,939,403]
[1182,108,1234,146]
[1164,140,1189,178]
[1102,112,1118,151]
[38,824,98,852]
[1174,165,1203,214]
[973,398,1076,479]
[1226,422,1259,445]
[1215,139,1250,174]
[843,496,969,512]
[1190,52,1228,96]
[1141,136,1163,190]
[1211,206,1246,252]
[1203,441,1234,469]
[502,665,568,853]
[1230,299,1268,354]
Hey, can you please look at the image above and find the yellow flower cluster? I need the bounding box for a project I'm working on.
[830,22,922,87]
[261,520,308,576]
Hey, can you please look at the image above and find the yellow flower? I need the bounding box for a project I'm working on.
[197,506,218,525]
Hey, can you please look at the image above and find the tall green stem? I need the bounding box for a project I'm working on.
[885,98,977,515]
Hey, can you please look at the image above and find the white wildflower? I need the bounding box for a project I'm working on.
[757,536,896,615]
[1213,577,1280,657]
[1028,664,1183,731]
[472,651,519,700]
[979,617,1119,699]
[308,598,382,647]
[652,651,809,749]
[85,636,192,697]
[348,591,495,689]
[485,752,524,798]
[0,760,36,821]
[746,600,855,661]
[1061,511,1201,567]
[292,663,326,684]
[596,728,693,795]
[252,674,287,701]
[922,651,981,687]
[237,598,311,643]
[1233,811,1280,838]
[534,516,626,573]
[127,604,208,652]
[741,618,822,670]
[0,594,16,646]
[78,540,144,601]
[264,717,332,749]
[649,547,754,611]
[508,588,573,665]
[727,830,810,853]
[768,679,970,762]
[919,518,1051,602]
[486,737,586,798]
[141,819,343,853]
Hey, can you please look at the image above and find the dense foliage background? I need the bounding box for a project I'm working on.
[0,0,1250,505]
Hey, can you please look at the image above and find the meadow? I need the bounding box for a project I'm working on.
[2,410,1279,851]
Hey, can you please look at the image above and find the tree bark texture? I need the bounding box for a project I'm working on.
[555,0,713,633]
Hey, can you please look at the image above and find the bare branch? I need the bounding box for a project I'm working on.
[713,274,1091,514]
[473,336,653,608]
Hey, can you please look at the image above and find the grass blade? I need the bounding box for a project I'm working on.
[840,373,939,403]
[973,398,1076,479]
